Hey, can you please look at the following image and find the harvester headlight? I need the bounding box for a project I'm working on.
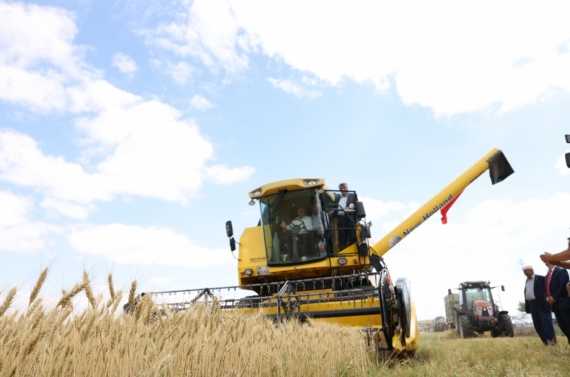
[337,257,347,266]
[244,269,253,276]
[303,179,319,186]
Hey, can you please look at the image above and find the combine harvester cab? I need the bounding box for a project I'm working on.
[143,148,514,356]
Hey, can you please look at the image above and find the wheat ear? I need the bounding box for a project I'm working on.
[56,283,86,309]
[83,271,96,308]
[29,267,48,308]
[0,286,17,317]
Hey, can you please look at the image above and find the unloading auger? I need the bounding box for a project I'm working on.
[139,148,514,355]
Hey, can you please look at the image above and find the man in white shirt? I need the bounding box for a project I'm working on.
[523,265,556,345]
[334,182,357,249]
[281,207,312,234]
[280,207,314,260]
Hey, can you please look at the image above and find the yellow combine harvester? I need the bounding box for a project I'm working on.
[144,148,514,355]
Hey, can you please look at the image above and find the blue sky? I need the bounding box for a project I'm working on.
[1,0,570,320]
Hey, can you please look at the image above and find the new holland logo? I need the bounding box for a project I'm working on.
[402,194,454,237]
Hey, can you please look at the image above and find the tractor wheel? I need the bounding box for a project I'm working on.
[458,315,473,339]
[495,313,514,337]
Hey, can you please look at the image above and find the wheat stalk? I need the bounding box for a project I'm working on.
[28,268,48,309]
[108,274,115,300]
[56,283,86,309]
[127,280,137,312]
[0,286,17,317]
[110,290,123,314]
[83,271,96,309]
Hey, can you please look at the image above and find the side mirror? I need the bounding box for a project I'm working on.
[448,289,452,295]
[565,153,570,168]
[229,237,236,252]
[355,201,366,219]
[226,221,233,238]
[501,285,505,292]
[565,134,570,143]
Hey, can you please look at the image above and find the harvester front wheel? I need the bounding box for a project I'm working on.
[458,315,473,339]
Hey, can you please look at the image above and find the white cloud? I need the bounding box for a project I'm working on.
[147,0,248,75]
[358,195,409,222]
[204,164,255,184]
[0,2,255,218]
[0,191,59,253]
[147,0,570,115]
[67,224,236,268]
[267,78,321,99]
[189,94,214,111]
[111,52,138,74]
[40,197,93,219]
[556,151,570,176]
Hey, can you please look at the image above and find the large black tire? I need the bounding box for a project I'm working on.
[458,315,473,339]
[494,313,514,337]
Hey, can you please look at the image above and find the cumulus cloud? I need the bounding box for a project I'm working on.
[67,224,236,268]
[111,52,138,74]
[0,191,59,253]
[358,195,410,222]
[204,164,256,184]
[151,60,195,84]
[146,0,248,75]
[0,2,254,218]
[267,78,321,99]
[189,94,214,111]
[145,0,570,115]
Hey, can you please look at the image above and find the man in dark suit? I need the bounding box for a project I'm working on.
[545,261,570,344]
[523,265,556,345]
[332,182,358,250]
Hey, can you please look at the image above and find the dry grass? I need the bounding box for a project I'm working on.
[2,272,570,377]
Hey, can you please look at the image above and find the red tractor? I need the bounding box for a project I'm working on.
[449,281,514,338]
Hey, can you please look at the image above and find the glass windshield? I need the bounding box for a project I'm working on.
[260,188,329,265]
[464,287,492,310]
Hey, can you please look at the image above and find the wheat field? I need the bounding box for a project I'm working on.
[2,270,570,377]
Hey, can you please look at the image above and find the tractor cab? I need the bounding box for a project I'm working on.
[459,282,495,313]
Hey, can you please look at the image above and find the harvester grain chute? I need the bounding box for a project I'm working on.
[136,148,514,355]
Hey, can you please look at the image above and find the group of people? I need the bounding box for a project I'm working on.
[523,238,570,345]
[278,182,358,259]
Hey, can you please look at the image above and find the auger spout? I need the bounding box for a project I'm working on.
[369,148,514,257]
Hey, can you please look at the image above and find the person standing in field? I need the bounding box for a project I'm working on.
[522,265,556,345]
[544,261,570,344]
